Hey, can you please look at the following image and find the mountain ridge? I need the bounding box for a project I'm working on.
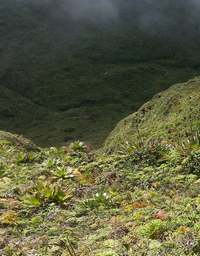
[1,0,200,146]
[104,77,200,152]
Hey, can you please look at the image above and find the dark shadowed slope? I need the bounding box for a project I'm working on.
[1,0,200,146]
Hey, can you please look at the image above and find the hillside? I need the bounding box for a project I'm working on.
[0,80,200,255]
[105,77,200,152]
[1,0,200,146]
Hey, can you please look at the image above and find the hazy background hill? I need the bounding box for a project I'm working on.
[1,0,200,146]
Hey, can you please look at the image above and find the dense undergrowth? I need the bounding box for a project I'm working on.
[0,130,200,255]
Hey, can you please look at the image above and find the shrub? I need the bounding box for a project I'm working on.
[183,151,200,176]
[126,141,169,167]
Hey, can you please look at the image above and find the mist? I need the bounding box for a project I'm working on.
[24,1,199,21]
[12,0,200,32]
[63,0,119,22]
[22,0,200,38]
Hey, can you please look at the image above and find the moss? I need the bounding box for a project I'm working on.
[137,219,168,239]
[104,77,200,152]
[95,251,119,256]
[0,79,200,255]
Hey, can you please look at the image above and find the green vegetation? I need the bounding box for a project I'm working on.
[105,77,200,152]
[1,0,200,146]
[1,2,200,254]
[0,80,200,255]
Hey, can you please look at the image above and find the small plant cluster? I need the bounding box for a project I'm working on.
[22,180,71,208]
[81,191,114,211]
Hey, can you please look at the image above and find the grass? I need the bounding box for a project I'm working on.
[1,0,200,147]
[0,128,200,255]
[104,77,200,152]
[0,79,200,255]
[0,2,200,255]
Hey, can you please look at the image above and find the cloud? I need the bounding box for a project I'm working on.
[64,0,119,22]
[18,0,200,30]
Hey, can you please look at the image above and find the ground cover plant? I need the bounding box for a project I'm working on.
[1,2,200,255]
[0,123,199,255]
[0,78,200,255]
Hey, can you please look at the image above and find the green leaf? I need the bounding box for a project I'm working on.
[22,195,41,208]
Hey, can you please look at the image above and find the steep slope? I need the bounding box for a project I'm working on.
[0,85,47,128]
[0,96,200,255]
[0,86,65,146]
[105,77,200,152]
[1,0,200,146]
